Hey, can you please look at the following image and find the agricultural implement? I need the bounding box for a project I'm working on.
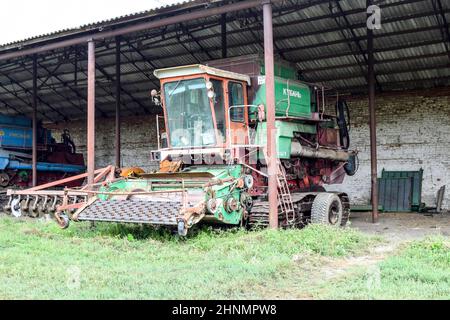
[4,55,357,235]
[0,115,85,189]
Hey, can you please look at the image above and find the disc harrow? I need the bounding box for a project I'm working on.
[3,166,116,224]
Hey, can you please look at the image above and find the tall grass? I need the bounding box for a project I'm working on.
[317,237,450,299]
[0,216,374,299]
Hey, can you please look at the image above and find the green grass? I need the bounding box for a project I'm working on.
[315,237,450,300]
[0,216,374,299]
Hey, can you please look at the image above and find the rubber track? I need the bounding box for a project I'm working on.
[248,200,301,229]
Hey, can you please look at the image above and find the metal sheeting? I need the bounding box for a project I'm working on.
[378,176,413,212]
[0,0,450,122]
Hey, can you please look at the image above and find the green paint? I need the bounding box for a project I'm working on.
[98,165,245,225]
[252,76,312,118]
[260,62,298,80]
[254,121,316,159]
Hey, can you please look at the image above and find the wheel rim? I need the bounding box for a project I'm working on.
[328,200,340,225]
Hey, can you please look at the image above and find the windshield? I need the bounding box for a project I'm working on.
[163,78,216,147]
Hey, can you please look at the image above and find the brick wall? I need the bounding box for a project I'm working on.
[49,114,161,172]
[328,87,450,210]
[50,87,450,210]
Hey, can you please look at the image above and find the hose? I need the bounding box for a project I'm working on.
[335,99,350,150]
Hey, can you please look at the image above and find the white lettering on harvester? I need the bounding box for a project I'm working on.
[283,88,302,99]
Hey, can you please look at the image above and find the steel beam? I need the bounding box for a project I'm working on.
[4,19,446,93]
[367,0,378,223]
[331,0,381,90]
[432,0,450,63]
[263,1,278,229]
[18,59,89,117]
[0,69,63,122]
[87,41,96,186]
[0,0,281,62]
[221,13,227,58]
[115,36,121,168]
[32,55,38,187]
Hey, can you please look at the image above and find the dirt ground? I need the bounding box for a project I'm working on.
[349,211,450,242]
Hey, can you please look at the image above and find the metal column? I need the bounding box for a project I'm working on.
[115,36,121,168]
[263,1,278,229]
[367,0,378,222]
[32,55,38,187]
[87,41,96,186]
[221,13,227,58]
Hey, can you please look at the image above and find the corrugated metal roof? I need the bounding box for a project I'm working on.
[1,0,450,122]
[0,0,198,49]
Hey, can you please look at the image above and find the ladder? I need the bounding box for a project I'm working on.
[237,144,296,226]
[276,162,296,226]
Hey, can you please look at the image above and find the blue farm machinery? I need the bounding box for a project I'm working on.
[5,55,356,234]
[1,115,85,217]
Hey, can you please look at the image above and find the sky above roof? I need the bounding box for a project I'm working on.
[0,0,181,46]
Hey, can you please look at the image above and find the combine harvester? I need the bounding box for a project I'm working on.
[1,115,85,217]
[5,56,357,235]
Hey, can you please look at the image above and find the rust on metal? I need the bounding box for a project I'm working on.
[8,167,108,194]
[263,0,279,229]
[32,54,38,187]
[0,0,284,62]
[367,0,379,223]
[115,36,121,168]
[87,40,96,187]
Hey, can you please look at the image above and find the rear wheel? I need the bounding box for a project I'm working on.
[311,193,343,226]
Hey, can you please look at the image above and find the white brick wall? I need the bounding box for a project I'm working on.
[49,114,160,172]
[50,88,450,210]
[328,89,450,210]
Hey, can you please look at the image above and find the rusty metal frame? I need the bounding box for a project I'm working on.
[87,40,96,187]
[262,0,278,229]
[0,0,278,62]
[32,54,38,187]
[115,36,122,168]
[367,0,378,223]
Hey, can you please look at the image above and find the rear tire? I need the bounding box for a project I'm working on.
[311,193,343,226]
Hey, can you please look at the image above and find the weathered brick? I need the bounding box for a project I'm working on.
[329,87,450,210]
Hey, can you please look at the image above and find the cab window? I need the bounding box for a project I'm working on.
[228,82,245,122]
[211,79,225,140]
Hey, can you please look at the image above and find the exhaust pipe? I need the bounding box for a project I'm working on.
[291,142,350,161]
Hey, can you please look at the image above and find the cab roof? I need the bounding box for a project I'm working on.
[154,64,251,85]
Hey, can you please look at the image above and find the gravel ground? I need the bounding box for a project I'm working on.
[349,211,450,242]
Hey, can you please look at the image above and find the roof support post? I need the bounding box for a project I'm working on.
[221,13,227,58]
[115,36,121,168]
[367,0,378,223]
[263,0,278,229]
[32,54,38,187]
[87,40,96,187]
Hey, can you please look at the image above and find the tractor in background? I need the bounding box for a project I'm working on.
[1,115,85,217]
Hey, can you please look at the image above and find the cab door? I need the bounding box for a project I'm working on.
[226,81,249,146]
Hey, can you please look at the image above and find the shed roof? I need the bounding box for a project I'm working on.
[0,0,449,123]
